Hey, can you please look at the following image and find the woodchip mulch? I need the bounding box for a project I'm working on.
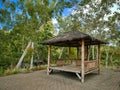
[0,68,120,90]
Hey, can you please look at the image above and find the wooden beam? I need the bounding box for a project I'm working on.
[98,44,100,74]
[47,45,51,75]
[76,73,81,80]
[81,39,85,83]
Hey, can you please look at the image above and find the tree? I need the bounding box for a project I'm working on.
[74,0,120,67]
[57,0,120,67]
[0,0,79,70]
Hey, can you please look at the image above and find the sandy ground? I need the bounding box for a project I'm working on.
[0,68,120,90]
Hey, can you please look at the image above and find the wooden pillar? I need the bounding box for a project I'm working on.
[77,47,80,59]
[81,39,85,83]
[47,45,51,75]
[98,44,100,74]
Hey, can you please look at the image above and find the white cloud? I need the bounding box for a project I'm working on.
[52,18,60,34]
[110,4,120,13]
[103,4,120,21]
[83,9,89,14]
[52,18,58,25]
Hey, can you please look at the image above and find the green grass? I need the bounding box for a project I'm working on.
[0,65,47,76]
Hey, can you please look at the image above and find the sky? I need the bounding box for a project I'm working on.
[62,8,74,17]
[0,1,4,9]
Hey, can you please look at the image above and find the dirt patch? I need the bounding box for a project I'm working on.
[0,69,120,90]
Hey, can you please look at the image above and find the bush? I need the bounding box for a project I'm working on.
[0,67,4,76]
[4,68,31,76]
[31,65,47,71]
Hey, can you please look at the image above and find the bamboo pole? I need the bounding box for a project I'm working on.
[47,45,51,75]
[98,44,100,74]
[81,39,85,83]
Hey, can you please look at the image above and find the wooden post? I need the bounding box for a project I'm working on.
[47,45,51,75]
[81,39,85,83]
[77,47,80,59]
[98,44,100,74]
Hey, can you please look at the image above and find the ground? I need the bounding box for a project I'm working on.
[0,68,120,90]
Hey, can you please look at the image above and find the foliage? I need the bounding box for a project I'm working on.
[57,0,120,68]
[0,0,79,74]
[0,0,119,76]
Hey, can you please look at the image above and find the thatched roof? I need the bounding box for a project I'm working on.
[41,30,108,47]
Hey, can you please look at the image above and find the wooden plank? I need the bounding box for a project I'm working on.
[98,44,100,74]
[85,68,98,75]
[49,65,81,73]
[81,39,85,83]
[47,45,51,75]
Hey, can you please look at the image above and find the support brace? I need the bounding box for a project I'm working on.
[76,73,81,80]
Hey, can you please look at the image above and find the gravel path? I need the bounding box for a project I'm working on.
[0,69,120,90]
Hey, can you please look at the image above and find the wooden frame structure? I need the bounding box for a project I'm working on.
[41,30,107,83]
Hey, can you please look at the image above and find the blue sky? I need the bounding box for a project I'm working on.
[0,1,4,9]
[62,8,74,17]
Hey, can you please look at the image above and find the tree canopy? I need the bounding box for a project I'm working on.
[0,0,120,74]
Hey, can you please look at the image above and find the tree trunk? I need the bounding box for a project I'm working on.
[92,46,95,60]
[30,42,34,69]
[15,41,31,69]
[105,49,109,68]
[88,46,90,61]
[58,47,64,59]
[110,51,114,68]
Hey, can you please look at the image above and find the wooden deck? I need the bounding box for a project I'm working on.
[48,60,99,82]
[50,65,98,74]
[50,65,81,73]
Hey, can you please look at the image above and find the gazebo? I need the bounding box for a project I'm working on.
[41,30,107,83]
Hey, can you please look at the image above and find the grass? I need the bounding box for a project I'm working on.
[0,65,47,77]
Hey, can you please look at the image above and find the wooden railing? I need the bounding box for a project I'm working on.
[56,59,97,68]
[84,60,97,70]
